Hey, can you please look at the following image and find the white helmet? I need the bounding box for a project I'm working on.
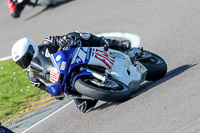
[11,37,39,69]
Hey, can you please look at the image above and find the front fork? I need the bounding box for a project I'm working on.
[71,67,108,90]
[70,67,108,100]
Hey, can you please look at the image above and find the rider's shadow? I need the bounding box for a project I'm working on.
[25,0,74,21]
[94,64,198,111]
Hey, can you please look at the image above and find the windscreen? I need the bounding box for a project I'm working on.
[30,51,57,83]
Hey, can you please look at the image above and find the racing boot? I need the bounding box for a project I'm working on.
[74,98,98,113]
[120,40,131,51]
[108,39,131,51]
[55,95,65,100]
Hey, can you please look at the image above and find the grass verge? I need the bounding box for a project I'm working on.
[0,59,46,124]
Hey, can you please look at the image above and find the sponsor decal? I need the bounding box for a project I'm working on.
[51,87,56,93]
[60,61,66,71]
[92,48,115,69]
[56,55,61,61]
[50,68,59,83]
[76,58,82,63]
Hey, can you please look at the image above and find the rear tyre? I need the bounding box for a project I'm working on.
[74,78,133,102]
[140,51,167,81]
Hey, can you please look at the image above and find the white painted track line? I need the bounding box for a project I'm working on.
[21,100,74,133]
[0,56,12,61]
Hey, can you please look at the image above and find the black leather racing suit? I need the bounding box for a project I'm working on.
[28,31,130,113]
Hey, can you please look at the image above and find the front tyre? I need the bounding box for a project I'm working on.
[140,51,167,81]
[74,78,133,102]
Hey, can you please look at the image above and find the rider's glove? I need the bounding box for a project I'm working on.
[58,36,74,48]
[58,35,82,50]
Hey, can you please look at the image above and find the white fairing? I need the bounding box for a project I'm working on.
[72,47,147,91]
[109,50,147,89]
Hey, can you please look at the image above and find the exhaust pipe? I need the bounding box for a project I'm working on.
[80,67,106,82]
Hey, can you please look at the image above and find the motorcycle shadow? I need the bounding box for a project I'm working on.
[94,64,197,111]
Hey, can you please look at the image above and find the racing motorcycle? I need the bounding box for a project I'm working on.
[33,45,167,102]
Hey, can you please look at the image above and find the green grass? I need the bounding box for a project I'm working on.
[0,59,46,124]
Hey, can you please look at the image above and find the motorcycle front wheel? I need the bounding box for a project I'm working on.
[74,78,133,102]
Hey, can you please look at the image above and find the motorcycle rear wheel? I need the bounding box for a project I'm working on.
[74,78,133,102]
[140,50,167,81]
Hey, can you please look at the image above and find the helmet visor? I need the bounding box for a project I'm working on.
[15,45,34,69]
[15,55,31,69]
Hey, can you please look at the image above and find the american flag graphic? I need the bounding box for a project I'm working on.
[93,48,115,69]
[50,68,59,83]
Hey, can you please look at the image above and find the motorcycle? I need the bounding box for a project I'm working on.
[7,0,68,18]
[33,45,167,102]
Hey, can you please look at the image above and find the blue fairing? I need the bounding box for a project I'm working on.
[46,46,93,96]
[71,70,92,88]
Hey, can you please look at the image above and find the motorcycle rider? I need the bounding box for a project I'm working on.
[7,0,67,18]
[11,31,131,113]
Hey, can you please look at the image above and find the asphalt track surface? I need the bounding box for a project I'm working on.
[1,0,200,133]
